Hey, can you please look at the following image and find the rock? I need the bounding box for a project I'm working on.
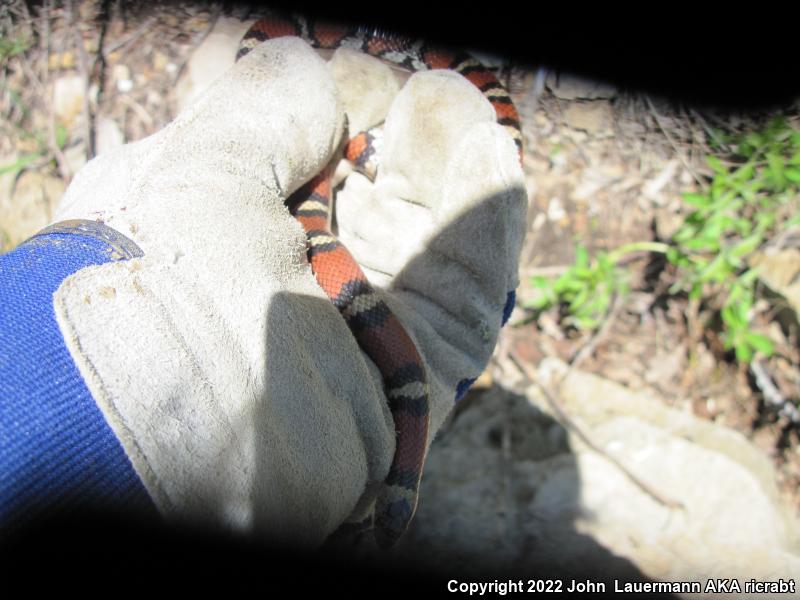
[95,117,125,156]
[174,17,254,113]
[644,348,685,388]
[64,144,87,174]
[749,247,800,315]
[0,170,65,250]
[112,64,133,93]
[52,74,85,126]
[654,202,688,240]
[563,100,614,136]
[546,72,618,101]
[546,196,566,223]
[537,358,784,495]
[152,51,169,72]
[572,166,622,201]
[48,51,76,71]
[398,359,800,588]
[642,158,680,204]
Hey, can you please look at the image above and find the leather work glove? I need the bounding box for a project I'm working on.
[15,36,526,548]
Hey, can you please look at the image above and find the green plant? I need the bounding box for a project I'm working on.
[529,241,666,330]
[526,116,800,364]
[0,32,31,64]
[0,30,69,180]
[0,122,68,178]
[0,87,69,179]
[667,117,800,361]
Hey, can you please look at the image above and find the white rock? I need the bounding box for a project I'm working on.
[174,17,255,113]
[398,360,800,588]
[52,74,85,126]
[750,248,800,315]
[642,158,680,204]
[563,100,614,136]
[64,144,87,174]
[547,197,566,221]
[112,64,133,92]
[95,117,125,156]
[546,72,618,101]
[0,169,65,249]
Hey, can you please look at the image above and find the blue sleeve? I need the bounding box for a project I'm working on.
[0,220,156,531]
[453,289,516,403]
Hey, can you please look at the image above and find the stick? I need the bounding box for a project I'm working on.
[69,0,95,159]
[509,352,686,511]
[750,359,800,424]
[568,293,623,371]
[646,97,705,192]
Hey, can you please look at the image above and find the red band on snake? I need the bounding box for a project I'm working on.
[237,13,523,549]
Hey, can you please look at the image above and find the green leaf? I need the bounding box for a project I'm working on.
[672,225,698,244]
[732,162,755,183]
[665,247,682,264]
[575,245,589,268]
[572,267,594,280]
[554,277,582,295]
[55,123,69,150]
[596,252,612,271]
[698,254,731,283]
[784,167,800,184]
[744,133,763,149]
[0,153,39,177]
[734,341,754,363]
[721,302,746,329]
[766,151,787,189]
[743,332,774,356]
[707,154,726,173]
[682,192,710,207]
[730,234,763,258]
[683,236,720,252]
[569,286,589,312]
[575,315,598,330]
[733,217,753,236]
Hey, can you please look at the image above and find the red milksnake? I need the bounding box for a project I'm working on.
[237,13,523,549]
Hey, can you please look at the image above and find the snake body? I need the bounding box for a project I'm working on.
[237,14,522,549]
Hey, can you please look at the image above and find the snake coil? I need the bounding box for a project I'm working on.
[237,13,522,548]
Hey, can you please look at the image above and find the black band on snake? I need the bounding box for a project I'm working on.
[237,12,522,549]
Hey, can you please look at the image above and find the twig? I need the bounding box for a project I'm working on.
[169,5,222,88]
[521,66,548,143]
[17,57,71,180]
[646,97,706,192]
[118,94,154,129]
[69,0,95,159]
[750,359,800,424]
[37,0,50,84]
[101,15,155,58]
[521,265,570,278]
[764,224,800,253]
[509,352,686,511]
[688,107,725,156]
[568,293,623,371]
[9,1,70,180]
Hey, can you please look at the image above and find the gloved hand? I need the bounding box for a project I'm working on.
[46,35,526,548]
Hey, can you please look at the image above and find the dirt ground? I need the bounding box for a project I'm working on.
[1,0,798,528]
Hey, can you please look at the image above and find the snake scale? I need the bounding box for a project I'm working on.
[237,13,523,549]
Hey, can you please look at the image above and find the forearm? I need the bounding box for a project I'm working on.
[0,221,156,529]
